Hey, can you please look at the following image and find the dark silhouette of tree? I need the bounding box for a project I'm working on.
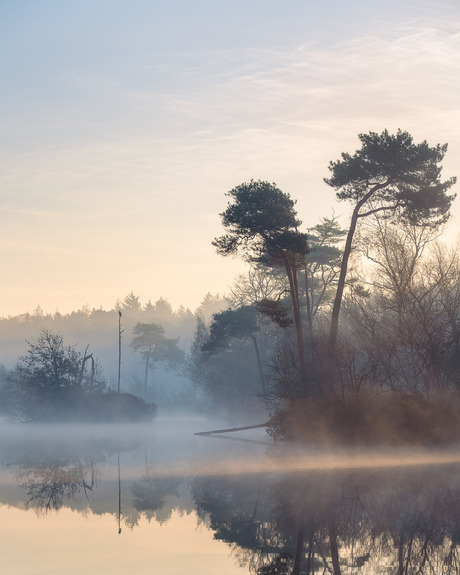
[188,315,264,414]
[2,330,104,420]
[202,306,267,395]
[0,330,155,422]
[213,180,309,384]
[325,129,456,352]
[255,299,293,329]
[256,556,291,574]
[131,322,184,393]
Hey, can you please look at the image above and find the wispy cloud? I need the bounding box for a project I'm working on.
[1,7,459,315]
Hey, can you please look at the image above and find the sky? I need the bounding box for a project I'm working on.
[1,0,459,317]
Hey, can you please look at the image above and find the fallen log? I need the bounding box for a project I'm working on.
[194,423,268,436]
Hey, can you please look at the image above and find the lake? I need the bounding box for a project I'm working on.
[1,415,460,574]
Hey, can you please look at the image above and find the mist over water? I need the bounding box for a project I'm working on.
[1,414,460,574]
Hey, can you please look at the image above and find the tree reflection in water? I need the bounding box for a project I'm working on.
[4,431,460,574]
[2,428,142,515]
[14,456,101,512]
[129,444,183,526]
[191,464,460,574]
[131,476,182,522]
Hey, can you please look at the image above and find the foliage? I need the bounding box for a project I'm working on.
[0,330,155,422]
[255,299,293,329]
[188,315,267,416]
[14,456,101,512]
[340,231,460,397]
[119,291,142,314]
[228,264,288,307]
[325,129,456,351]
[213,180,303,260]
[71,391,156,422]
[325,129,456,228]
[195,292,229,323]
[207,130,459,445]
[131,323,183,366]
[202,306,260,355]
[192,461,460,574]
[0,295,196,408]
[213,180,310,383]
[202,305,268,395]
[131,322,184,393]
[0,330,105,421]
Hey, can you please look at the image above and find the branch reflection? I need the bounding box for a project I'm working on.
[192,464,460,574]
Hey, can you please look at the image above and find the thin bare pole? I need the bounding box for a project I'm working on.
[117,311,123,393]
[117,450,122,534]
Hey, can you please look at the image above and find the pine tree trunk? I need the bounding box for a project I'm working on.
[328,208,359,353]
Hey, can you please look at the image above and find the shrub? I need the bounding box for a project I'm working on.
[267,392,460,446]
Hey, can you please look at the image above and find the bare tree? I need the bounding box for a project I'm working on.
[227,264,288,308]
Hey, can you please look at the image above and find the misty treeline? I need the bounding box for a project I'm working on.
[1,129,459,434]
[190,129,460,443]
[0,329,158,422]
[0,292,232,421]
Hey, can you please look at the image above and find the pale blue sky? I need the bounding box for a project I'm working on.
[1,0,459,316]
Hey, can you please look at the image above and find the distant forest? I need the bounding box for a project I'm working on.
[0,292,228,409]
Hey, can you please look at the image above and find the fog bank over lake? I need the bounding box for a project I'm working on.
[2,415,460,574]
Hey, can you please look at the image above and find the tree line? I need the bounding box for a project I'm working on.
[0,129,458,435]
[0,293,227,421]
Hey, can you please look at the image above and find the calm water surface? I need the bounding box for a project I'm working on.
[1,415,460,574]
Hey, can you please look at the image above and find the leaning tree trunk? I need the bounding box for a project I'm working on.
[329,181,388,353]
[328,208,359,353]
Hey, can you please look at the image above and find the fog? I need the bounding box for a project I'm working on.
[2,415,460,574]
[3,414,460,488]
[0,295,237,423]
[0,300,200,400]
[3,414,460,494]
[1,242,460,571]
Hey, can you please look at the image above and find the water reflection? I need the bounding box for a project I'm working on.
[192,464,460,574]
[14,455,101,512]
[0,423,145,517]
[1,423,460,574]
